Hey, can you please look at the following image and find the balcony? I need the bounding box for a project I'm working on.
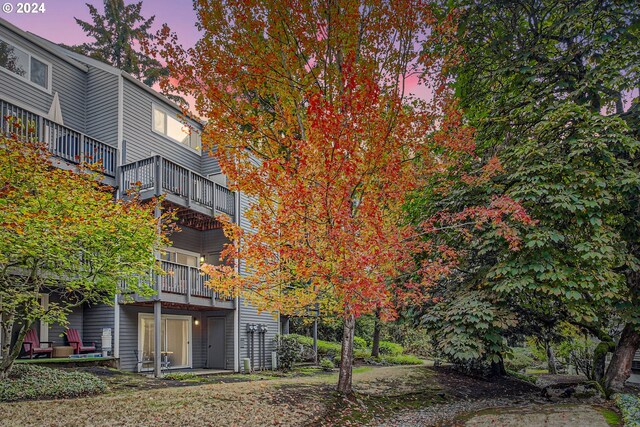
[122,261,234,308]
[120,156,236,221]
[0,99,117,177]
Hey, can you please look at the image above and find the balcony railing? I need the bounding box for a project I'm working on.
[158,260,232,302]
[120,156,236,219]
[0,99,117,177]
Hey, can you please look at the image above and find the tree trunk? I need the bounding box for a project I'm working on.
[593,340,614,382]
[371,308,381,358]
[604,323,640,392]
[0,321,29,379]
[489,354,506,377]
[337,313,355,395]
[546,342,558,375]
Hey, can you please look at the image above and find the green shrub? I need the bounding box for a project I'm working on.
[615,393,640,427]
[319,357,334,371]
[378,341,403,356]
[367,354,423,365]
[353,336,367,349]
[275,334,304,370]
[504,347,535,372]
[288,334,341,358]
[0,365,106,402]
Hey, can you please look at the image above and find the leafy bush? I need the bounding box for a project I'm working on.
[615,393,640,427]
[319,357,334,371]
[504,347,535,372]
[353,336,367,349]
[275,334,304,370]
[0,365,106,402]
[288,334,341,358]
[378,341,403,356]
[367,354,423,365]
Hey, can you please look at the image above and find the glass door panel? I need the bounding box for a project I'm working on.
[164,318,189,367]
[139,315,191,370]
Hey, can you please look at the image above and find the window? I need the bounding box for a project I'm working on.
[161,248,199,267]
[152,105,201,152]
[0,39,50,90]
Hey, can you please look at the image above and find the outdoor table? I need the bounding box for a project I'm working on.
[52,346,74,358]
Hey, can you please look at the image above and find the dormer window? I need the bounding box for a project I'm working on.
[152,105,201,152]
[0,38,50,91]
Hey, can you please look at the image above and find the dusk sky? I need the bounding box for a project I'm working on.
[1,0,432,101]
[1,0,201,48]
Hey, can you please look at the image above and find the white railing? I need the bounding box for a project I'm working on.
[120,155,236,219]
[0,99,117,177]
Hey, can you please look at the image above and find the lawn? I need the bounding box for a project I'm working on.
[0,364,526,426]
[0,363,623,426]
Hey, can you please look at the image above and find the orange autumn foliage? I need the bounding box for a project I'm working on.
[154,0,523,323]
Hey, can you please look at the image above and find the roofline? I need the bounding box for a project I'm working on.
[0,17,88,72]
[1,16,202,125]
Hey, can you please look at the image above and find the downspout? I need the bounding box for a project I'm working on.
[234,189,240,372]
[114,74,124,362]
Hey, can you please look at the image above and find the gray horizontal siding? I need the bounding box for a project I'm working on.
[118,304,233,372]
[238,191,278,370]
[0,25,87,132]
[47,299,83,347]
[201,147,221,176]
[122,79,201,170]
[83,303,115,352]
[168,226,228,256]
[85,68,119,146]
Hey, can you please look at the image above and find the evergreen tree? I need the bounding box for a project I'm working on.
[71,0,168,87]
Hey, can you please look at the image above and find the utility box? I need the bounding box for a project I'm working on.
[243,357,252,373]
[101,328,112,357]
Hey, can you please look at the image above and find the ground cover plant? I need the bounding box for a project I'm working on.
[0,365,106,402]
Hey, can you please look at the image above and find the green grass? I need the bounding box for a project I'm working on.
[0,364,106,401]
[525,368,549,375]
[597,407,622,427]
[15,357,113,364]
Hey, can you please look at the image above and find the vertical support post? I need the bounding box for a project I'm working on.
[186,267,192,305]
[113,293,120,359]
[186,170,191,206]
[37,115,44,146]
[153,300,162,378]
[313,318,318,365]
[155,156,162,196]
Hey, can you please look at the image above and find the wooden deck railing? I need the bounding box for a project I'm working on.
[120,155,236,219]
[0,99,117,177]
[158,260,232,301]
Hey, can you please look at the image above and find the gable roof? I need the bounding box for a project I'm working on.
[0,16,196,121]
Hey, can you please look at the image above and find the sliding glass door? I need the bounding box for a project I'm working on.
[139,314,192,371]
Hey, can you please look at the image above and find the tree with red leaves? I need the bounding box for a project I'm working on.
[156,0,526,394]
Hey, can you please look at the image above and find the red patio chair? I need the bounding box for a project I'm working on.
[22,328,53,359]
[65,329,96,354]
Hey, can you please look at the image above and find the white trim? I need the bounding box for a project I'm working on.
[117,74,124,164]
[151,102,202,154]
[0,36,52,93]
[113,294,120,359]
[137,313,193,371]
[39,294,49,342]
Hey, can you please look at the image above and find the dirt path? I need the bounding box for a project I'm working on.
[463,404,609,427]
